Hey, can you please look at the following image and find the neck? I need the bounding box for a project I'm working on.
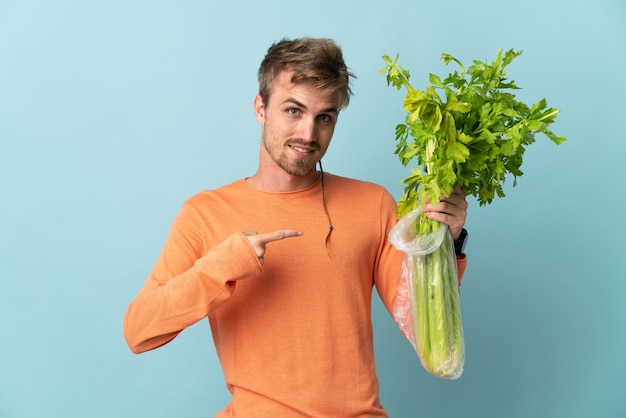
[246,168,320,192]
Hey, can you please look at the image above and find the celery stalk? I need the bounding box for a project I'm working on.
[412,217,464,379]
[413,254,431,370]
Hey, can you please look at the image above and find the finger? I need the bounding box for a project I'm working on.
[450,186,466,198]
[438,190,468,211]
[257,229,303,245]
[423,200,461,215]
[242,230,258,236]
[429,197,467,219]
[423,188,466,209]
[424,212,465,238]
[424,191,467,236]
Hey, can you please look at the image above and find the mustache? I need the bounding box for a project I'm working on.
[287,139,320,150]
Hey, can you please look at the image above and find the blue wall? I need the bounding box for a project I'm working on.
[1,1,625,417]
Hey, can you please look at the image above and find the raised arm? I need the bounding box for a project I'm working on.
[123,201,303,354]
[123,230,260,353]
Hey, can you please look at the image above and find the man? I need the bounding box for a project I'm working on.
[124,37,468,417]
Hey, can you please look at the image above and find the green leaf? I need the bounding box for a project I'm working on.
[420,102,443,132]
[446,141,470,163]
[444,95,472,113]
[544,129,567,145]
[457,132,476,144]
[530,98,548,116]
[380,49,567,211]
[429,73,444,88]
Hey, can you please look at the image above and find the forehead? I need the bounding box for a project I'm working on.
[270,71,340,110]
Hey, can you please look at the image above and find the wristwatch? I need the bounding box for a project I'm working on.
[454,228,468,255]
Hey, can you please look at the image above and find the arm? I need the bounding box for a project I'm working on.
[376,187,468,316]
[123,201,303,354]
[123,225,261,353]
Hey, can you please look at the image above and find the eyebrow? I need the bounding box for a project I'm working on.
[281,97,338,114]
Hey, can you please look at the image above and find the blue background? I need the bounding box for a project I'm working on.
[1,1,625,417]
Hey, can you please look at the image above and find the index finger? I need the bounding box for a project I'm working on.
[257,229,303,245]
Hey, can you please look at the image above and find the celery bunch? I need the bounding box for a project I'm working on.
[410,220,463,379]
[381,49,566,379]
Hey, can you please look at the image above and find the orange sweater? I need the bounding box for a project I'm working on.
[123,174,466,417]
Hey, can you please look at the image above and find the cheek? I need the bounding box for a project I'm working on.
[265,115,292,137]
[262,120,288,151]
[319,126,336,147]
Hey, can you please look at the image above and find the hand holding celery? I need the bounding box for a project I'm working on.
[382,49,566,379]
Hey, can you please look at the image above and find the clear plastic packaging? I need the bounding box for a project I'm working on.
[388,207,465,379]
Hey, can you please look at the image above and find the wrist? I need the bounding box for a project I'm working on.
[454,228,468,255]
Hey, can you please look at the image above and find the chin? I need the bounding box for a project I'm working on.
[281,159,318,177]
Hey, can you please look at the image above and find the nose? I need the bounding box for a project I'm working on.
[297,117,317,143]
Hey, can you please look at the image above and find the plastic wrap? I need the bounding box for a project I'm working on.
[388,207,465,379]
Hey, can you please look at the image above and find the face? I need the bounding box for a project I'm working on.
[254,71,339,177]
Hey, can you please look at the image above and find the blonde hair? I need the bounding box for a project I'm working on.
[258,37,355,109]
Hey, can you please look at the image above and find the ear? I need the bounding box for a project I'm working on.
[253,94,265,124]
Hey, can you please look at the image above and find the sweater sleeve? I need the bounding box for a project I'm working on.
[123,202,262,354]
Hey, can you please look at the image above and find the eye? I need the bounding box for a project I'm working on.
[287,108,300,116]
[318,114,335,123]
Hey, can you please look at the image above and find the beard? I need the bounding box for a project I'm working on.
[262,133,322,177]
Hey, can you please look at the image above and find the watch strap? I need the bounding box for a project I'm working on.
[454,228,468,255]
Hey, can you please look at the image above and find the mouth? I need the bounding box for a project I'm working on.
[288,144,317,155]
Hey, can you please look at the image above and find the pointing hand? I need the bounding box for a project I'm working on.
[243,229,303,264]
